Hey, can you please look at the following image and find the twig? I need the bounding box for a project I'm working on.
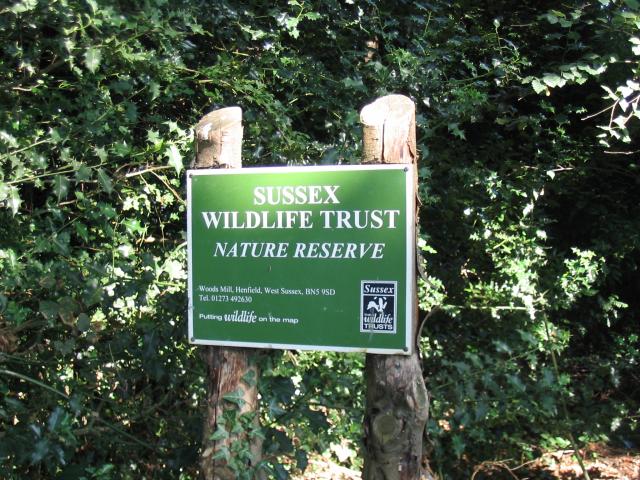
[3,58,65,90]
[125,165,173,178]
[603,150,640,155]
[471,459,521,480]
[0,368,155,451]
[151,170,185,205]
[7,161,108,186]
[0,139,51,163]
[609,98,620,127]
[581,101,616,121]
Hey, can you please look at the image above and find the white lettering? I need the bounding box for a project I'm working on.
[292,242,385,259]
[318,209,401,229]
[252,185,341,206]
[254,187,266,206]
[212,242,289,258]
[202,211,224,229]
[200,210,313,229]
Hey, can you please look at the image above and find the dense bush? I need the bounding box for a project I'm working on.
[1,0,638,478]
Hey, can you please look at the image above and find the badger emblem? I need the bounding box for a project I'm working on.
[361,281,397,334]
[366,296,388,314]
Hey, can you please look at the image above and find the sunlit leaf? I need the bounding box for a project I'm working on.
[84,47,102,73]
[165,143,183,174]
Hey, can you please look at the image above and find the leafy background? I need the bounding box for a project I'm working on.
[1,0,638,478]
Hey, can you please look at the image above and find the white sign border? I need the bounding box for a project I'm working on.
[187,164,416,355]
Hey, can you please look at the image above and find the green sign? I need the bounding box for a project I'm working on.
[187,165,415,354]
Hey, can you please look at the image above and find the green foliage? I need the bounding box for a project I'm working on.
[410,0,640,476]
[1,0,639,479]
[260,351,364,477]
[0,1,209,477]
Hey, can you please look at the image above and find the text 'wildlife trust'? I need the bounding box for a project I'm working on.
[199,185,401,260]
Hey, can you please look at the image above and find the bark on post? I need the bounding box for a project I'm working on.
[360,95,432,480]
[193,107,262,480]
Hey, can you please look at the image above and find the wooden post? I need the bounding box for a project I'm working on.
[360,95,432,480]
[193,107,262,480]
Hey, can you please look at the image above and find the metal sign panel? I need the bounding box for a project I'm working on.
[187,165,415,354]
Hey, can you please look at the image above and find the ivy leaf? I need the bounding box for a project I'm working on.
[342,76,366,91]
[531,78,547,94]
[75,163,92,182]
[447,122,466,140]
[163,259,185,280]
[272,463,288,480]
[452,434,466,458]
[96,168,113,194]
[209,427,229,441]
[113,141,131,157]
[122,218,145,236]
[0,130,18,148]
[0,182,9,202]
[77,313,91,332]
[211,446,230,461]
[165,144,183,174]
[295,449,309,472]
[30,439,50,464]
[10,0,37,14]
[149,81,161,100]
[95,146,108,162]
[86,0,98,13]
[124,102,138,122]
[147,129,162,147]
[284,17,300,38]
[241,369,257,387]
[47,407,64,432]
[39,300,59,322]
[84,47,102,73]
[52,175,70,202]
[542,73,566,88]
[58,297,78,326]
[222,390,246,407]
[271,429,293,453]
[8,187,22,215]
[305,409,329,433]
[268,398,286,417]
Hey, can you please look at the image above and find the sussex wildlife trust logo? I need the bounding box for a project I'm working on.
[360,281,396,334]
